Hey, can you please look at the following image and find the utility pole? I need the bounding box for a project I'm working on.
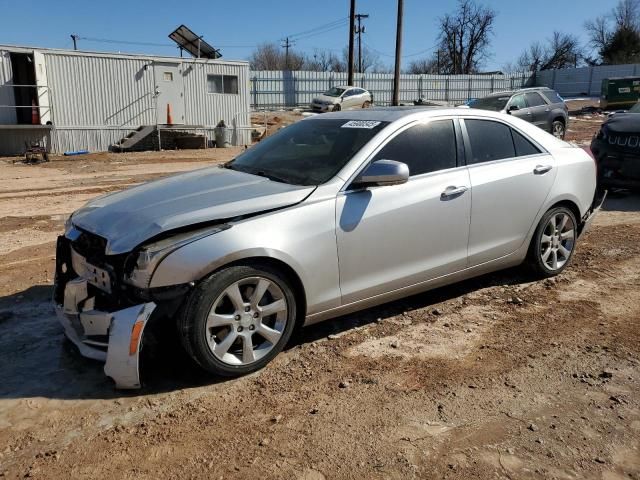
[392,0,404,106]
[348,0,356,85]
[452,31,456,74]
[282,37,293,70]
[70,34,79,50]
[355,13,369,73]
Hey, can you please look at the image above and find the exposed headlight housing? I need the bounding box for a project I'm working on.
[125,224,229,289]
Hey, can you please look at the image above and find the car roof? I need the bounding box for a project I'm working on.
[482,87,555,98]
[307,106,514,123]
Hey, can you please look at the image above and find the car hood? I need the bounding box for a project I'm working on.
[604,113,640,134]
[313,94,340,104]
[71,166,315,255]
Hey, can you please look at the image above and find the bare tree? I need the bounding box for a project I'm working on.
[613,0,640,29]
[585,17,611,55]
[585,0,640,64]
[249,42,305,70]
[340,45,382,73]
[436,0,496,74]
[406,57,439,74]
[304,49,341,72]
[516,32,582,71]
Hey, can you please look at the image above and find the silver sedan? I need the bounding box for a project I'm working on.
[55,108,600,388]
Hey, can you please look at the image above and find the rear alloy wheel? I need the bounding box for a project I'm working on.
[527,207,577,277]
[179,265,297,376]
[552,120,565,139]
[362,100,371,109]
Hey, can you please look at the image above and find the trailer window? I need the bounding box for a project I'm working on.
[207,74,239,94]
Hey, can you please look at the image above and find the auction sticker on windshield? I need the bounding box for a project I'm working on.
[341,120,382,129]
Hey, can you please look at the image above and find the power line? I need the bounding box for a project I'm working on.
[287,20,348,42]
[363,40,437,59]
[287,17,348,40]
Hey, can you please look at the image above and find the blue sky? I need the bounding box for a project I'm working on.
[0,0,607,70]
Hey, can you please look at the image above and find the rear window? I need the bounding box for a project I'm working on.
[465,119,515,164]
[540,90,564,105]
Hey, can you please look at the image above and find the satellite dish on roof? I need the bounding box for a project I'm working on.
[169,25,221,59]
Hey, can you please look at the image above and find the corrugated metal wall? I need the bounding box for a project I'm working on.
[535,63,640,97]
[183,61,251,145]
[0,50,17,124]
[249,70,534,108]
[45,52,156,127]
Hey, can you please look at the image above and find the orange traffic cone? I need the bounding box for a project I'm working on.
[166,103,173,125]
[31,99,40,125]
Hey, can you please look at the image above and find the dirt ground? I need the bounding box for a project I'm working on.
[1,115,639,480]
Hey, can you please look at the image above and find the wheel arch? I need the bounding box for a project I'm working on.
[548,199,581,226]
[209,256,308,324]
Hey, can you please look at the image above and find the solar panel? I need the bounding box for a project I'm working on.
[169,25,221,59]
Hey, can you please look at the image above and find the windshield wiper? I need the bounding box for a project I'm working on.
[254,170,293,184]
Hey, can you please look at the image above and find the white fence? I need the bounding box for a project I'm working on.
[535,63,640,98]
[249,70,534,109]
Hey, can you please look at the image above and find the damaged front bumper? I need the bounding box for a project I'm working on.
[54,235,156,389]
[55,278,155,389]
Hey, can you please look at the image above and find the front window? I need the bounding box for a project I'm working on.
[324,87,346,97]
[629,102,640,113]
[226,119,388,186]
[471,95,510,112]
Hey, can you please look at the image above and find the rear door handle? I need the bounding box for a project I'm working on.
[534,165,553,175]
[441,185,468,199]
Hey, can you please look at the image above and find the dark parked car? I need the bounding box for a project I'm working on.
[591,102,640,190]
[469,87,569,139]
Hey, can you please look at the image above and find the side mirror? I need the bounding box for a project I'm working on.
[352,160,409,187]
[508,104,519,113]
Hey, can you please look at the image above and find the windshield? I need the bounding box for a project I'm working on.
[471,95,510,112]
[324,87,346,97]
[629,102,640,113]
[226,119,388,186]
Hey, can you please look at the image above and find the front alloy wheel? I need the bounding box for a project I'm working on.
[207,277,287,365]
[179,265,297,376]
[528,206,577,277]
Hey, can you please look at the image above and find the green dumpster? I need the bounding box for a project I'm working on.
[601,76,640,109]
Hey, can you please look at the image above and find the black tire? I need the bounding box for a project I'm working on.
[362,101,371,109]
[527,206,577,278]
[332,104,341,112]
[178,264,298,377]
[551,120,565,139]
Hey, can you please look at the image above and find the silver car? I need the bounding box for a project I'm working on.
[55,108,600,388]
[470,87,569,139]
[311,85,373,112]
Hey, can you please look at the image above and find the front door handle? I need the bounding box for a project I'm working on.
[441,185,468,199]
[533,165,553,175]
